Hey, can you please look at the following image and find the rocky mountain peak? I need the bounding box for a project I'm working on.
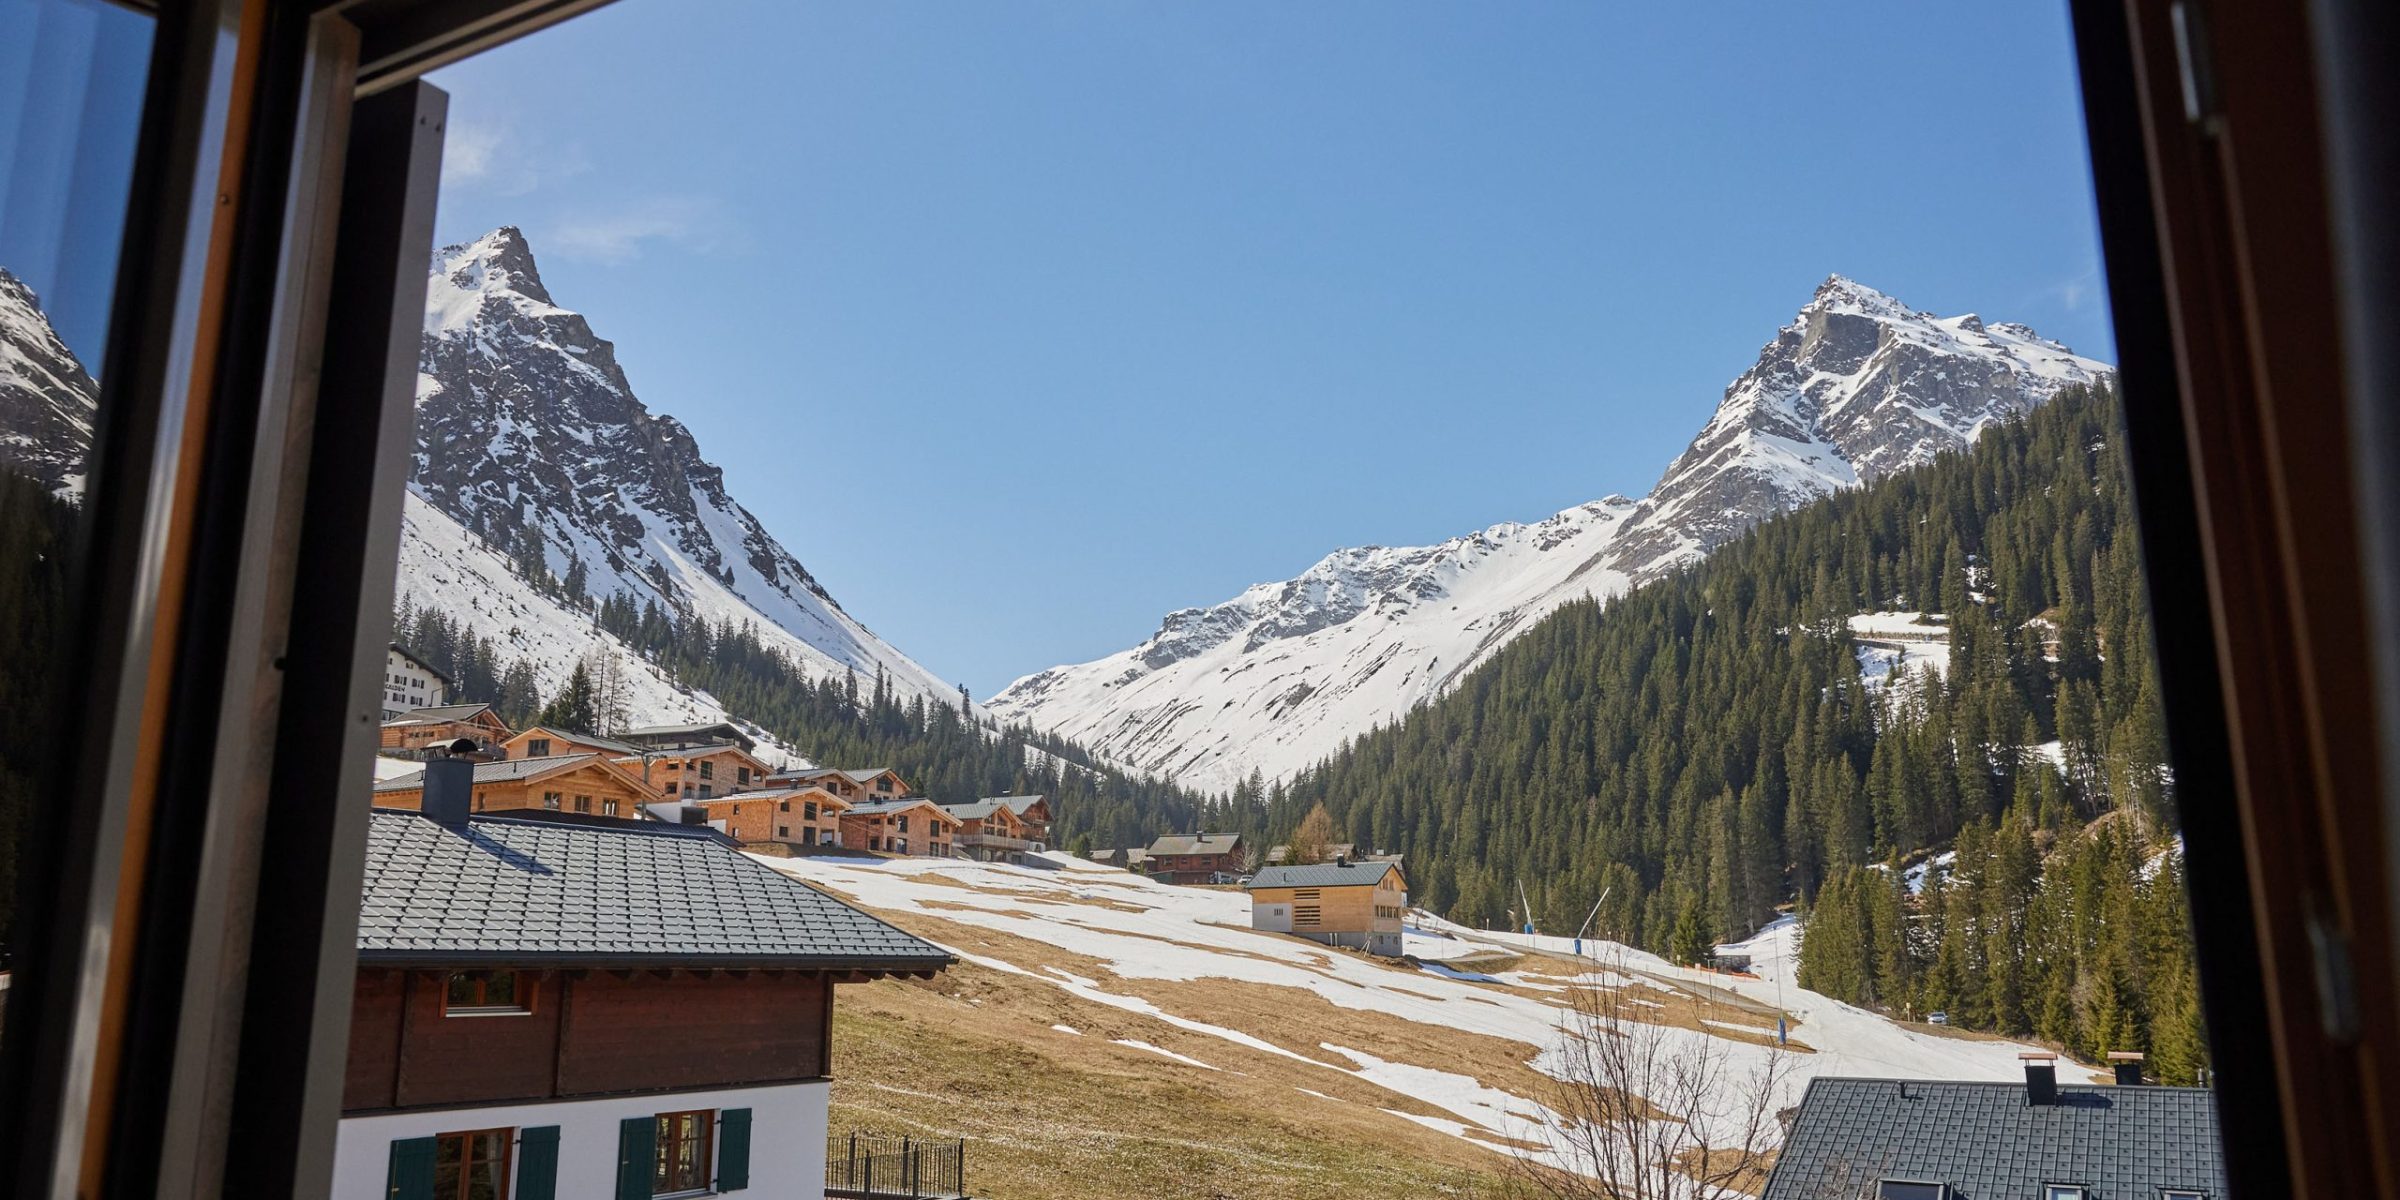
[406,226,957,708]
[0,267,100,498]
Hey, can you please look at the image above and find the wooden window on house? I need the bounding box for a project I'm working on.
[697,785,712,799]
[434,1128,512,1200]
[652,1109,714,1195]
[527,737,550,756]
[804,801,817,821]
[778,825,790,838]
[778,799,789,812]
[665,783,678,795]
[541,791,561,810]
[897,814,909,832]
[877,776,893,792]
[699,760,713,780]
[738,766,751,784]
[574,795,592,813]
[603,798,620,816]
[443,970,532,1016]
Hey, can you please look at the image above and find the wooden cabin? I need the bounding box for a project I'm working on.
[617,720,757,752]
[620,742,773,800]
[377,702,511,753]
[692,785,849,851]
[335,805,951,1199]
[1244,860,1408,957]
[499,724,639,760]
[837,797,959,857]
[371,753,654,820]
[768,766,909,805]
[937,797,1040,863]
[1144,832,1248,884]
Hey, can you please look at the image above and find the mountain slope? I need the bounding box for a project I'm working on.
[0,268,99,499]
[402,228,958,720]
[992,277,2111,791]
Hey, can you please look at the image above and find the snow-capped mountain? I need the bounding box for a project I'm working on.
[990,276,2112,792]
[399,227,958,719]
[0,267,99,499]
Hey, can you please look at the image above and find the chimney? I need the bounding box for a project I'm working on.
[2108,1050,2146,1086]
[2020,1052,2059,1105]
[422,753,474,829]
[1334,851,1349,867]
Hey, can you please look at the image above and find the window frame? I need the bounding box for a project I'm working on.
[433,1126,514,1200]
[651,1108,715,1196]
[441,970,535,1017]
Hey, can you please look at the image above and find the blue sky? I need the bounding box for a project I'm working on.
[427,1,2112,697]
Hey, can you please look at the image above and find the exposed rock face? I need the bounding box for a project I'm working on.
[408,227,955,704]
[991,277,2112,792]
[0,269,99,499]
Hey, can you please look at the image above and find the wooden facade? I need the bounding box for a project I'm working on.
[694,786,849,850]
[343,968,832,1113]
[772,767,909,804]
[378,705,511,752]
[1248,863,1408,956]
[625,743,773,800]
[374,755,655,819]
[1144,833,1247,884]
[837,799,959,856]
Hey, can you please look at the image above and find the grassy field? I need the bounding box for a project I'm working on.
[827,962,1519,1200]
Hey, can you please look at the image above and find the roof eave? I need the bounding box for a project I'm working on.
[354,950,957,977]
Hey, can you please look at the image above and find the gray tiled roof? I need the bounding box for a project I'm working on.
[355,810,954,970]
[370,753,602,793]
[1760,1077,2226,1200]
[846,798,951,819]
[1147,832,1243,856]
[1245,862,1401,890]
[385,702,497,726]
[515,726,639,755]
[937,797,1033,822]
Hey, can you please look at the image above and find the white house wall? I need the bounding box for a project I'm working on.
[331,1080,827,1199]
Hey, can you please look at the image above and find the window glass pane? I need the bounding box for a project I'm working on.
[0,0,153,1048]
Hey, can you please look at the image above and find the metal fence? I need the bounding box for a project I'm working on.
[824,1134,968,1199]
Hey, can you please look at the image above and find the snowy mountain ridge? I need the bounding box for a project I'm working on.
[402,227,960,720]
[0,268,99,499]
[990,276,2112,792]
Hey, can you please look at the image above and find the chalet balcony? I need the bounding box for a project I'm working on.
[826,1134,968,1199]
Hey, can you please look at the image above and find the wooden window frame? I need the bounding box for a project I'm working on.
[651,1108,714,1196]
[441,970,534,1018]
[434,1127,514,1200]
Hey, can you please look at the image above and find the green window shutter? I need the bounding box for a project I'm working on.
[616,1116,656,1200]
[385,1137,436,1200]
[715,1108,752,1191]
[516,1126,560,1200]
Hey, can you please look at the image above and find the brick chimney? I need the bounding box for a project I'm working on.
[2108,1050,2146,1086]
[422,753,474,829]
[2020,1051,2059,1105]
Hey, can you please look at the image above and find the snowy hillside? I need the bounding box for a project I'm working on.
[403,228,959,710]
[992,277,2113,791]
[773,851,2085,1184]
[393,492,798,760]
[0,268,99,499]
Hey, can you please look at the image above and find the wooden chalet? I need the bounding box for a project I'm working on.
[1143,831,1248,884]
[336,788,952,1199]
[1244,859,1408,957]
[692,785,850,852]
[620,741,773,800]
[500,724,639,761]
[768,766,909,805]
[936,797,1043,864]
[378,702,510,753]
[618,721,757,752]
[371,753,654,820]
[837,797,960,857]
